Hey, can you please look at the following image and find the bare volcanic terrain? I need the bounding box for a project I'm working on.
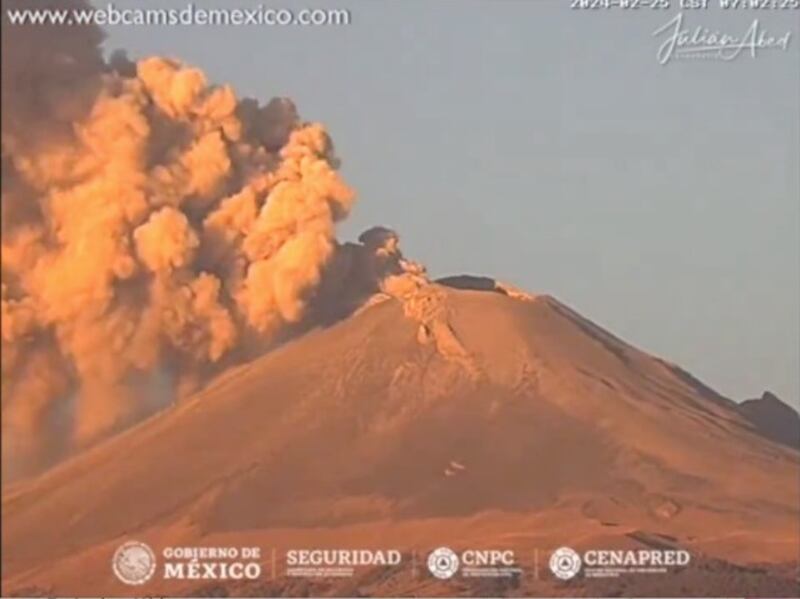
[2,284,799,597]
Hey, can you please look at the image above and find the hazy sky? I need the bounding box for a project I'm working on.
[100,0,800,406]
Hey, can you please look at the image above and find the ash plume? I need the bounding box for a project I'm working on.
[2,0,427,478]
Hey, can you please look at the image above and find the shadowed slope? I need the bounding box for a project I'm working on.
[738,391,800,450]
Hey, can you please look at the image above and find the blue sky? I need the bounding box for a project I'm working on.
[100,1,800,406]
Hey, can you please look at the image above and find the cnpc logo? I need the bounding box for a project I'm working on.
[464,549,515,567]
[427,547,515,579]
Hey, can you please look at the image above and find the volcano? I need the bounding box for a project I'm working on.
[2,282,799,597]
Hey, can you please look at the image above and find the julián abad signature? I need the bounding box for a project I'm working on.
[653,12,792,65]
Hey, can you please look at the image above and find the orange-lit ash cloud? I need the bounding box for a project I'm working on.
[0,0,423,478]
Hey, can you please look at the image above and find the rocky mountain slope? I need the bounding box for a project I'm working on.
[2,283,798,596]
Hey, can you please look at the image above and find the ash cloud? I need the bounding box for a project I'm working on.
[1,0,431,479]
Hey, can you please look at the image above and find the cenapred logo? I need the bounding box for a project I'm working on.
[549,546,582,580]
[112,540,157,585]
[549,545,691,579]
[427,547,460,579]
